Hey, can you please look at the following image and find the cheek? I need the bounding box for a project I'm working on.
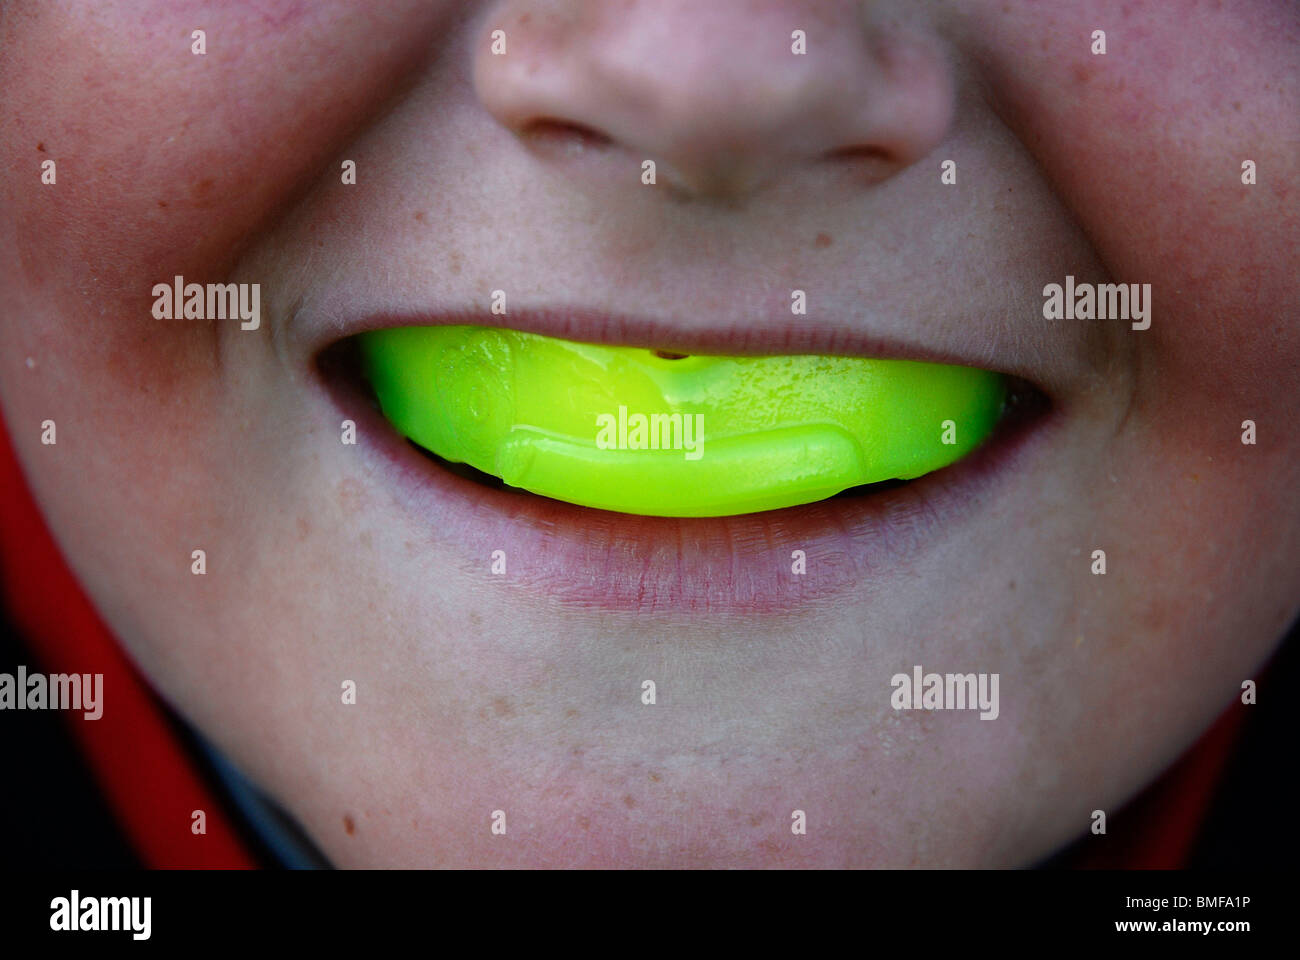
[0,1,460,683]
[0,0,447,399]
[969,0,1299,405]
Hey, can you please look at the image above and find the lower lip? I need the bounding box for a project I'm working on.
[326,361,1053,616]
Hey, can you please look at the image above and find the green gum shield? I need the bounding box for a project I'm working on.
[358,325,1006,518]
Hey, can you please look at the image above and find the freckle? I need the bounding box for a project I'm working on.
[519,12,531,25]
[577,815,590,830]
[359,530,373,548]
[748,812,767,826]
[191,177,216,203]
[336,477,366,513]
[449,251,462,275]
[297,515,312,540]
[564,708,578,718]
[157,200,168,208]
[571,746,584,756]
[814,232,832,248]
[469,611,483,627]
[648,772,661,782]
[1008,580,1015,590]
[36,142,46,152]
[623,794,636,809]
[414,211,427,223]
[343,815,355,835]
[492,696,515,718]
[726,808,740,819]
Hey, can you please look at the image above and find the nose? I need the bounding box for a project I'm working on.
[474,0,955,200]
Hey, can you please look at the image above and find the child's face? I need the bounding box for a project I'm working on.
[2,1,1296,867]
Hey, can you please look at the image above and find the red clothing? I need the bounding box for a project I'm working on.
[0,415,254,868]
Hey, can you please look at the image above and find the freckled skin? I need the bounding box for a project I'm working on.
[0,1,1296,867]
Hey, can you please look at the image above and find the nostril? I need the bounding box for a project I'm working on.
[519,118,613,152]
[823,144,894,163]
[820,143,903,187]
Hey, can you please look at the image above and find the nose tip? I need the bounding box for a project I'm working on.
[474,2,956,200]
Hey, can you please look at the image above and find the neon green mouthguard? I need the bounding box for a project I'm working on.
[358,326,1005,517]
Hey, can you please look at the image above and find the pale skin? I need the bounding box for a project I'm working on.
[1,1,1296,867]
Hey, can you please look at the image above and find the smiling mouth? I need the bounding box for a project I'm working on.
[354,324,1010,517]
[316,319,1051,613]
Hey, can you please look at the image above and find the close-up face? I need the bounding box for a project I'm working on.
[1,0,1296,868]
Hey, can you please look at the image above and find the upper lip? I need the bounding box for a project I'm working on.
[302,306,1034,383]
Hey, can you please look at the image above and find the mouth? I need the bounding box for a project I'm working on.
[316,316,1052,614]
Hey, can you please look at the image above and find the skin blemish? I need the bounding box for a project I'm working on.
[577,815,590,830]
[191,177,216,201]
[36,142,45,152]
[414,211,427,223]
[814,232,832,248]
[492,696,515,718]
[623,794,636,808]
[343,814,355,835]
[335,477,367,514]
[648,772,661,783]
